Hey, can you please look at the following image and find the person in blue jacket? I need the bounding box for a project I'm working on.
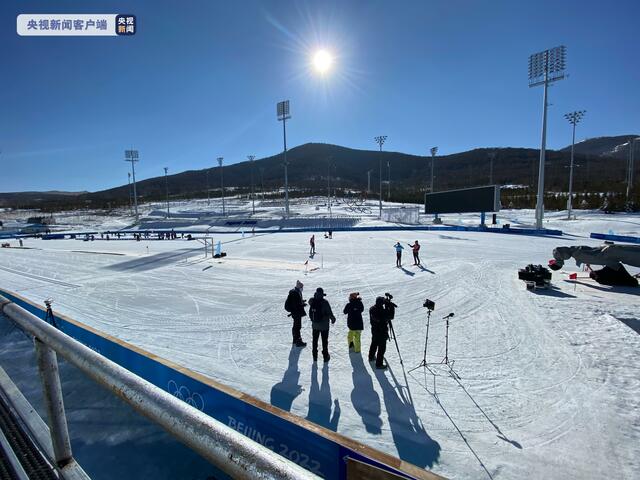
[394,242,404,267]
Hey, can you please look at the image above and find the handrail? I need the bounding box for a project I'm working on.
[0,295,319,480]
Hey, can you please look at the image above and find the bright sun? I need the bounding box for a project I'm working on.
[313,49,333,74]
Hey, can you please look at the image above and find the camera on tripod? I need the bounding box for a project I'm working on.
[384,293,397,308]
[423,298,435,311]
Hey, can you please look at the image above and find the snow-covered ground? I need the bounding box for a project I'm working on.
[0,201,639,479]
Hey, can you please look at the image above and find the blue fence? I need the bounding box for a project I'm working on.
[590,232,640,244]
[0,288,430,480]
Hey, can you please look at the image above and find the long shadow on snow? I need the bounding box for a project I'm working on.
[349,353,382,434]
[306,363,340,432]
[103,248,199,272]
[565,280,640,296]
[270,347,303,412]
[374,365,440,468]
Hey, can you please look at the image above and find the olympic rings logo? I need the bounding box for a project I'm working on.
[167,380,205,411]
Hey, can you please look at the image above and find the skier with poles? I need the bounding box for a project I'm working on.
[394,242,404,267]
[368,294,396,369]
[308,287,336,363]
[408,240,421,266]
[284,280,307,348]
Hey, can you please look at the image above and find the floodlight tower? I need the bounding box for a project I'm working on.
[374,135,387,218]
[164,167,170,218]
[387,160,391,200]
[327,157,332,215]
[529,45,567,229]
[127,172,132,213]
[277,100,291,217]
[124,149,139,221]
[248,155,256,215]
[430,147,438,193]
[206,170,210,205]
[367,170,372,193]
[564,110,586,220]
[627,137,639,203]
[217,157,225,216]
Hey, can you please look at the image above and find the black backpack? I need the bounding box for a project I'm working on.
[309,299,322,322]
[284,290,295,313]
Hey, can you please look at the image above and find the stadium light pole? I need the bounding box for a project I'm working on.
[529,45,567,229]
[277,100,291,217]
[217,157,225,216]
[430,147,438,193]
[367,170,372,194]
[387,160,391,201]
[374,135,387,218]
[627,137,639,203]
[124,149,139,221]
[260,167,265,200]
[564,110,586,220]
[248,155,256,215]
[164,167,170,218]
[127,172,132,214]
[327,157,332,216]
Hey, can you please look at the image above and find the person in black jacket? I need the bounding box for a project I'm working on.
[343,292,364,353]
[368,296,394,369]
[285,280,307,347]
[308,287,336,363]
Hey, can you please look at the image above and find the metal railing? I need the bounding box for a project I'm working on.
[0,295,319,480]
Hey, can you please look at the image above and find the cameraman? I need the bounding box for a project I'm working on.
[368,295,395,369]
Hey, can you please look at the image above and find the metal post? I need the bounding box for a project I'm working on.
[489,151,496,185]
[327,157,331,215]
[430,147,437,193]
[164,167,170,218]
[125,150,140,221]
[627,138,637,202]
[127,172,132,214]
[248,155,255,215]
[374,136,387,218]
[260,167,265,200]
[567,121,576,219]
[218,157,225,216]
[283,119,290,217]
[387,160,391,200]
[367,170,371,193]
[34,339,72,467]
[535,68,549,230]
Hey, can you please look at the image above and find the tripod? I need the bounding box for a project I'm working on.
[409,309,432,373]
[441,313,454,365]
[44,301,58,329]
[387,318,404,366]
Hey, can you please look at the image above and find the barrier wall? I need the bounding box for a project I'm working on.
[590,232,640,244]
[35,225,562,240]
[0,288,438,480]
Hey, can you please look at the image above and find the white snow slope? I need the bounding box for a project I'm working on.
[0,207,638,479]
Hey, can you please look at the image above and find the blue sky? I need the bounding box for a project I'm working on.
[1,0,639,192]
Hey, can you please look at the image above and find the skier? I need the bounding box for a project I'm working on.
[308,287,336,363]
[394,242,404,267]
[343,292,364,353]
[284,280,307,347]
[368,296,394,369]
[309,235,316,255]
[408,240,421,265]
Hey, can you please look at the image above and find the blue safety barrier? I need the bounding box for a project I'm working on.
[590,232,640,244]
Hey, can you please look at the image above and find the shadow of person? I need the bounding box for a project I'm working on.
[270,347,303,412]
[306,363,340,431]
[349,352,382,434]
[417,264,436,274]
[374,366,440,468]
[400,267,416,277]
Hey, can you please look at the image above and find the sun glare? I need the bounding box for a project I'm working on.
[313,49,333,74]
